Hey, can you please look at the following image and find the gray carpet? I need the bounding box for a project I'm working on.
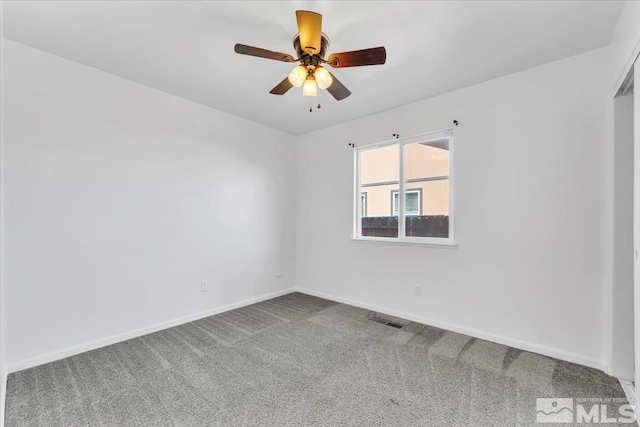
[4,292,634,426]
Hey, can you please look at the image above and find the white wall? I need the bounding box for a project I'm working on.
[3,40,296,369]
[0,0,7,423]
[611,90,634,379]
[295,47,611,369]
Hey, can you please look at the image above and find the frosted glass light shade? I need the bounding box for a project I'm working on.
[314,66,333,90]
[288,65,307,87]
[302,77,318,97]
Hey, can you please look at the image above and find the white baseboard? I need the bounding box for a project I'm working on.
[609,367,635,381]
[8,288,296,373]
[6,286,607,374]
[294,287,606,371]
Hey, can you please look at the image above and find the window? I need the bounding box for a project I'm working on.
[361,192,368,217]
[392,189,421,216]
[354,131,454,245]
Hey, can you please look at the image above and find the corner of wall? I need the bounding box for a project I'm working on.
[1,0,9,423]
[0,368,6,426]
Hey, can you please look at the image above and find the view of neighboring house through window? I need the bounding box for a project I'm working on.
[355,131,453,243]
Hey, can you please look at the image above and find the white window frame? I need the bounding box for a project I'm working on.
[352,130,457,248]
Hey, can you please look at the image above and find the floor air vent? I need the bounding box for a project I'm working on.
[369,315,404,329]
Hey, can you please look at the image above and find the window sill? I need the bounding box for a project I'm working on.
[351,237,458,249]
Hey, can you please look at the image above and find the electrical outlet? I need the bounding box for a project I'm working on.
[415,285,423,296]
[200,281,208,292]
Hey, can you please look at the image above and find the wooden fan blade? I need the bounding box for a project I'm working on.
[296,10,322,55]
[269,77,294,95]
[234,44,295,62]
[326,72,351,101]
[327,47,386,68]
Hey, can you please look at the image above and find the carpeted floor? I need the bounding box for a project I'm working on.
[5,292,634,426]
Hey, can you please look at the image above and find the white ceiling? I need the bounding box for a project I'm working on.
[3,1,623,135]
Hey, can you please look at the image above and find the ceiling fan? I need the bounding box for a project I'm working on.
[234,10,386,101]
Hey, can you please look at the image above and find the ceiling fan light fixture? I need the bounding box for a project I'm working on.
[288,65,307,87]
[314,66,333,90]
[302,76,318,97]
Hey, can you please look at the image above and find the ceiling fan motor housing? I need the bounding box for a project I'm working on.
[293,33,330,66]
